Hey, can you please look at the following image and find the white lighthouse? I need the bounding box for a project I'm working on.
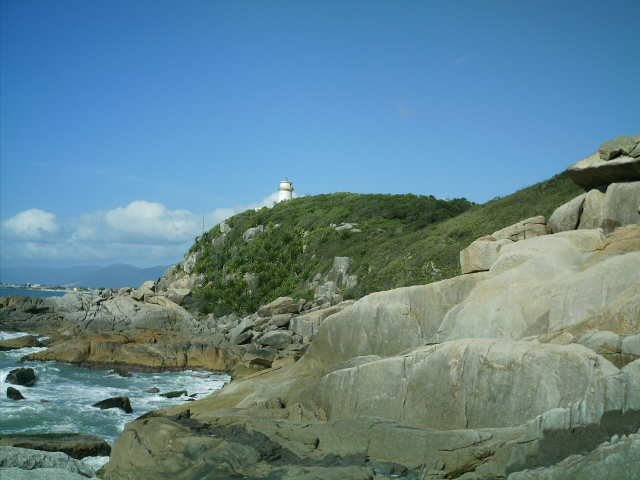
[278,178,294,202]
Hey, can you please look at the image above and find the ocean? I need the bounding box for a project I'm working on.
[0,287,67,298]
[0,331,229,461]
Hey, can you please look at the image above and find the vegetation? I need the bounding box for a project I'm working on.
[190,173,583,315]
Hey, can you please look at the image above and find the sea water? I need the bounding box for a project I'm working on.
[0,331,230,444]
[0,287,67,298]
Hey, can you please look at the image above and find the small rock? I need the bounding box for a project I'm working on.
[7,387,25,400]
[6,367,37,387]
[93,396,133,413]
[146,387,160,394]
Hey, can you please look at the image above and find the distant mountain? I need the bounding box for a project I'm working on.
[0,264,169,289]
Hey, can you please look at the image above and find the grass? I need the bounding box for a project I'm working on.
[189,173,582,315]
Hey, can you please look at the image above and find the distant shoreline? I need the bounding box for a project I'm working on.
[0,285,96,298]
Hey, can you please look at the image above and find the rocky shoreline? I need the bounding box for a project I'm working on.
[1,134,639,479]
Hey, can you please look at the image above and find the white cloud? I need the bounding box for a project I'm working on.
[2,209,59,239]
[104,200,198,243]
[1,193,282,266]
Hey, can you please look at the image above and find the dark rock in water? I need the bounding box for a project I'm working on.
[0,335,41,350]
[6,387,24,400]
[6,367,36,387]
[146,387,160,394]
[39,399,49,403]
[0,433,111,459]
[93,396,133,413]
[160,390,187,398]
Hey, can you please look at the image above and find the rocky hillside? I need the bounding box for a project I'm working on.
[99,133,640,480]
[163,174,581,316]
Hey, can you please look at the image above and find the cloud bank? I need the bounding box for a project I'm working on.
[1,193,281,266]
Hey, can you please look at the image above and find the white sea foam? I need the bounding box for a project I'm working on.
[1,331,230,443]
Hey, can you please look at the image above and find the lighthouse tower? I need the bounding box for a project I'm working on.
[278,178,294,202]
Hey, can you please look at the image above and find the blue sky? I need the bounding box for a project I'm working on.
[1,0,638,267]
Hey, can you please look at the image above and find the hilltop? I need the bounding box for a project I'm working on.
[182,173,581,315]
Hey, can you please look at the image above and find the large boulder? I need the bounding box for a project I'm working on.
[577,188,606,229]
[257,297,300,317]
[242,225,264,241]
[459,235,512,273]
[570,152,640,187]
[5,368,36,387]
[599,134,640,160]
[257,330,293,348]
[492,216,548,242]
[600,181,640,233]
[548,193,586,233]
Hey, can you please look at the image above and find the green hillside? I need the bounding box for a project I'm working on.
[190,173,582,315]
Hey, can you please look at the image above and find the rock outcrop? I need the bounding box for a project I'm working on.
[0,334,41,350]
[0,446,97,478]
[459,217,548,274]
[0,434,110,459]
[567,134,640,188]
[102,221,640,480]
[549,181,640,234]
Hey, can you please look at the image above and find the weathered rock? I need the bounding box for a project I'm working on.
[6,387,24,400]
[22,331,241,371]
[622,334,640,357]
[258,297,300,317]
[577,330,621,355]
[316,339,620,430]
[228,316,255,345]
[258,330,293,348]
[459,235,512,273]
[146,387,160,394]
[5,368,36,387]
[600,181,640,233]
[508,431,640,480]
[160,390,187,399]
[548,193,586,233]
[598,134,639,161]
[0,335,41,350]
[0,446,96,478]
[0,434,110,459]
[164,288,191,305]
[92,396,132,414]
[269,313,293,328]
[577,188,606,229]
[492,216,548,242]
[242,225,264,241]
[568,152,640,188]
[130,280,155,301]
[290,302,354,342]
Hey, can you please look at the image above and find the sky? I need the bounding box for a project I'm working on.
[1,0,639,268]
